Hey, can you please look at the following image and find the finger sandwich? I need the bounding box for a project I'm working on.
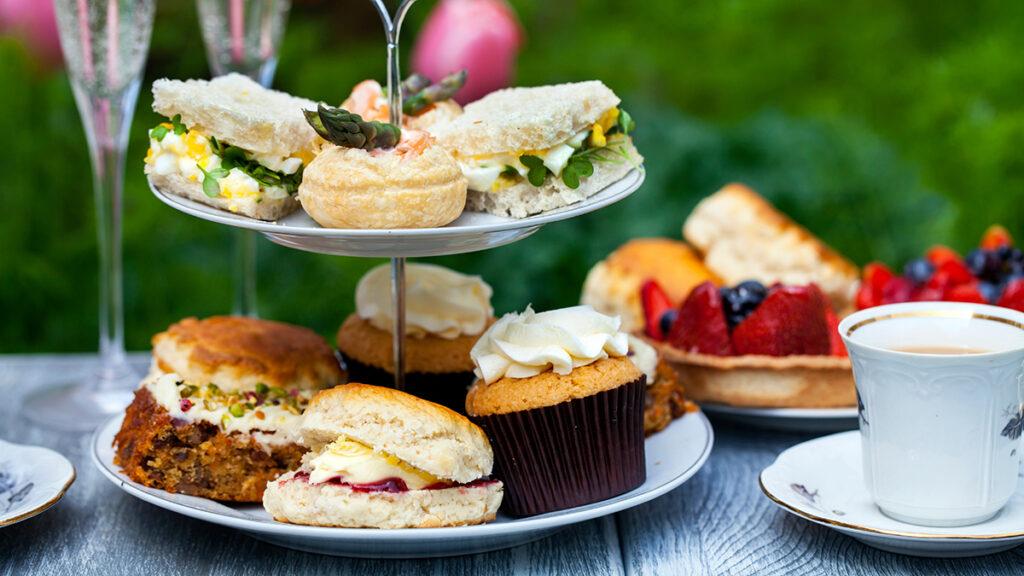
[433,81,643,218]
[145,74,321,220]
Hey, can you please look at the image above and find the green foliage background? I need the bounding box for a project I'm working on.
[1,0,1022,353]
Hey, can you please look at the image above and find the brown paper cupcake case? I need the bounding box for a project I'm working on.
[341,354,476,414]
[472,376,647,517]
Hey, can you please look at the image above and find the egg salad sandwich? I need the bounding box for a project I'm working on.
[145,74,321,221]
[263,384,503,528]
[432,80,642,218]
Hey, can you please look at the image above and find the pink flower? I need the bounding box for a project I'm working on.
[0,0,62,68]
[411,0,523,104]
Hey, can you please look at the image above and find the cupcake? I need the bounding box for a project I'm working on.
[336,263,494,413]
[465,305,646,516]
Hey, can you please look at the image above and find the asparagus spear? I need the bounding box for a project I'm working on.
[400,73,432,98]
[304,104,401,150]
[403,70,468,115]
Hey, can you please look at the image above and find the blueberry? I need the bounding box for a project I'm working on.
[903,258,935,284]
[721,281,767,327]
[979,281,1004,304]
[735,280,768,305]
[659,309,678,336]
[996,245,1015,263]
[965,249,1001,280]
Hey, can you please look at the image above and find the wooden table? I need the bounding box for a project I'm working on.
[2,354,1021,575]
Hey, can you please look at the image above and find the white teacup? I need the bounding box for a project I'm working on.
[839,302,1024,527]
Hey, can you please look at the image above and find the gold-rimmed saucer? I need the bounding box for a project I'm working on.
[0,439,76,527]
[759,431,1024,558]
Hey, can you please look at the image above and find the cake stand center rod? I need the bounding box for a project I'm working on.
[390,256,406,390]
[370,0,417,128]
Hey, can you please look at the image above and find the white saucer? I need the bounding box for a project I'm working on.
[0,439,76,527]
[701,403,858,433]
[92,408,711,558]
[150,167,645,258]
[760,431,1024,557]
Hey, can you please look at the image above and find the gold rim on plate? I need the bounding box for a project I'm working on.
[758,473,1024,540]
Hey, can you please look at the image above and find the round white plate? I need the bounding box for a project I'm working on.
[760,431,1024,558]
[701,403,858,433]
[0,439,76,527]
[150,168,645,258]
[92,407,711,558]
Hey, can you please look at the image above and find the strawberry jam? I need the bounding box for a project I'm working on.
[292,471,494,492]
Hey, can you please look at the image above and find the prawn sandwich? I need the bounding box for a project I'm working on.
[298,104,467,229]
[432,81,643,218]
[145,74,321,221]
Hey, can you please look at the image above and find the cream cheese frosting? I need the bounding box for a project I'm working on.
[142,371,309,448]
[307,436,440,488]
[471,305,630,384]
[356,263,493,339]
[627,335,658,386]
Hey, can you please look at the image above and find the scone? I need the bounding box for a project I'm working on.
[114,316,345,502]
[627,335,696,435]
[336,263,494,413]
[581,238,720,332]
[145,74,319,220]
[263,384,503,529]
[298,104,467,229]
[465,305,646,516]
[683,183,860,313]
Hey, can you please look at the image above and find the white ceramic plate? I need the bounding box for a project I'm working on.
[150,168,645,257]
[92,408,711,558]
[700,403,858,433]
[0,439,76,527]
[760,431,1024,558]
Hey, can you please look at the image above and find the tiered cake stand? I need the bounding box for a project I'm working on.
[96,0,715,558]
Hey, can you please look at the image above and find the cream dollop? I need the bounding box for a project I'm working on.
[356,263,493,339]
[627,335,659,386]
[471,305,630,384]
[307,436,440,489]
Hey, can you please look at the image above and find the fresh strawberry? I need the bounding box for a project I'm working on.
[945,282,986,304]
[731,285,831,356]
[935,258,974,286]
[855,262,895,309]
[668,281,733,355]
[997,278,1024,312]
[926,245,960,267]
[824,306,847,357]
[981,225,1013,250]
[881,276,914,304]
[641,279,674,341]
[910,284,944,302]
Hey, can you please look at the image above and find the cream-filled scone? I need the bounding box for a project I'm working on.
[627,335,696,436]
[114,316,345,502]
[465,305,646,516]
[263,384,503,529]
[337,263,494,413]
[433,81,643,218]
[145,74,320,220]
[297,104,467,229]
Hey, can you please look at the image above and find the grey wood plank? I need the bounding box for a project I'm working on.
[618,421,1024,576]
[0,355,625,576]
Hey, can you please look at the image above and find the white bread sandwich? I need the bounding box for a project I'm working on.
[263,384,503,528]
[144,74,321,221]
[683,183,860,313]
[432,81,643,218]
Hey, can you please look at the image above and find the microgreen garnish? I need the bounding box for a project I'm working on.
[171,114,187,135]
[150,124,169,142]
[207,135,303,195]
[198,165,229,198]
[519,155,549,187]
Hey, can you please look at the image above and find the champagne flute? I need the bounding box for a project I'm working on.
[23,0,156,430]
[196,0,291,317]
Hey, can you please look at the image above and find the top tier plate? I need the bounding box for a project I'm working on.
[150,168,645,258]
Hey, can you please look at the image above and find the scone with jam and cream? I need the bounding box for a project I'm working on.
[263,384,503,529]
[114,316,344,502]
[336,263,494,413]
[465,305,646,516]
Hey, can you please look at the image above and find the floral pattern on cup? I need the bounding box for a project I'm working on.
[1002,403,1024,441]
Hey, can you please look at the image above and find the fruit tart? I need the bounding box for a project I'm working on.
[645,279,855,408]
[856,225,1024,312]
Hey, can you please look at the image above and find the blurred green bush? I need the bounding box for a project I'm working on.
[1,0,1021,352]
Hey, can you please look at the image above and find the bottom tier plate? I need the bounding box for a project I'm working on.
[92,409,712,558]
[700,403,859,433]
